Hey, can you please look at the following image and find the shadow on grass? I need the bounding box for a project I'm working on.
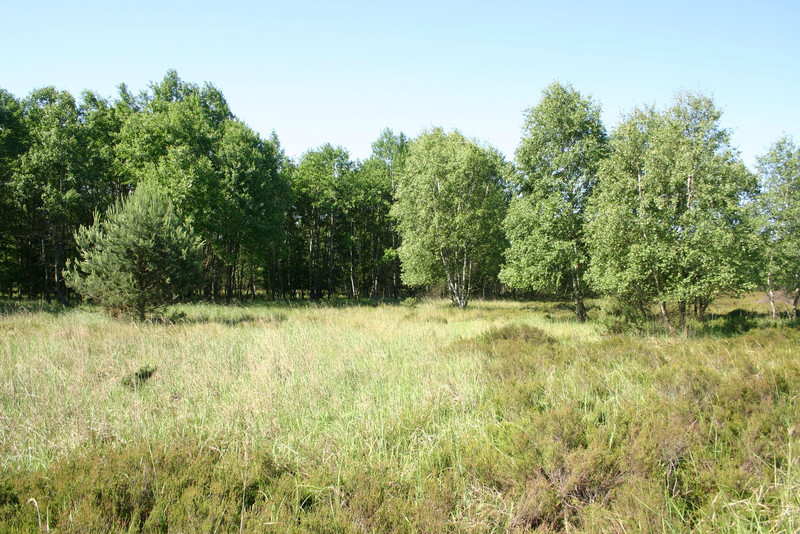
[103,297,407,326]
[697,309,800,337]
[121,365,156,389]
[163,312,289,327]
[0,299,72,316]
[270,297,404,308]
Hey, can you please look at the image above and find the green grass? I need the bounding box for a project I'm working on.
[1,297,798,532]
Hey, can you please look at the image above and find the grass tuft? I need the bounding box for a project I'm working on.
[121,365,156,389]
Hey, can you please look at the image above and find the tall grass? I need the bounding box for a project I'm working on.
[1,297,798,532]
[1,300,507,471]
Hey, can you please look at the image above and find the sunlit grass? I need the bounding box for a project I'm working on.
[1,296,798,532]
[1,300,521,471]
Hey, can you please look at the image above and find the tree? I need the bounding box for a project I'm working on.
[360,129,409,299]
[1,86,129,301]
[115,70,288,301]
[65,180,204,320]
[215,120,289,302]
[277,131,409,302]
[13,87,83,304]
[0,89,27,297]
[501,82,608,321]
[757,136,800,318]
[391,128,507,308]
[291,144,354,299]
[587,93,759,332]
[76,90,129,213]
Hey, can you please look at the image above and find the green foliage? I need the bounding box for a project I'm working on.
[12,87,84,304]
[502,82,608,321]
[0,90,26,178]
[214,120,289,301]
[291,143,355,299]
[10,87,127,303]
[468,314,800,532]
[757,136,800,318]
[1,83,139,301]
[0,90,27,296]
[587,93,760,331]
[392,128,507,308]
[65,180,204,319]
[359,129,409,299]
[115,70,289,302]
[0,440,311,533]
[3,74,788,313]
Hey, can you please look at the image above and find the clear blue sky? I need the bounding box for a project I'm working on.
[2,0,798,168]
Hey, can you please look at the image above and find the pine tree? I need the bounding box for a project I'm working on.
[66,180,204,319]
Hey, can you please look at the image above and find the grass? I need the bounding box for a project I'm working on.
[0,297,798,532]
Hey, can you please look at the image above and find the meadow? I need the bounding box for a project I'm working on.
[0,297,798,532]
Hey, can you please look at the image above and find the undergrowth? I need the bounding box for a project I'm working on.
[1,299,798,532]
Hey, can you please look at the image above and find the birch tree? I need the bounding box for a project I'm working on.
[391,128,506,308]
[501,82,608,321]
[757,136,800,318]
[587,93,759,332]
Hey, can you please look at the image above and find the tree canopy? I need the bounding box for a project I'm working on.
[757,136,800,318]
[392,128,507,308]
[501,82,608,321]
[1,73,796,328]
[587,93,759,331]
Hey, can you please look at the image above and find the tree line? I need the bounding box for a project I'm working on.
[1,72,798,325]
[0,71,407,305]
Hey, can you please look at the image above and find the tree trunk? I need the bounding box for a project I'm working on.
[42,238,51,303]
[571,244,586,322]
[285,240,292,299]
[440,249,458,307]
[54,232,66,305]
[660,302,676,334]
[678,301,687,333]
[767,269,778,319]
[574,294,586,322]
[572,272,586,322]
[328,212,334,300]
[308,222,316,300]
[459,252,470,309]
[696,297,709,322]
[391,226,399,299]
[370,218,378,299]
[226,264,234,304]
[349,243,358,301]
[443,248,470,309]
[26,240,37,299]
[315,225,322,300]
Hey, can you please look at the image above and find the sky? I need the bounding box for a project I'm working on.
[2,0,798,168]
